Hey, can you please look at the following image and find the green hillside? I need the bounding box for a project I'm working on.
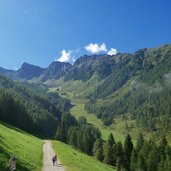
[0,75,71,137]
[52,140,116,171]
[47,45,171,143]
[0,122,43,171]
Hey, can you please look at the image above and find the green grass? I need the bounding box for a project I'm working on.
[70,97,126,142]
[52,140,116,171]
[48,78,126,143]
[0,122,43,171]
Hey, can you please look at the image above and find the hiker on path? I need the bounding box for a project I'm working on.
[9,156,17,171]
[52,154,57,165]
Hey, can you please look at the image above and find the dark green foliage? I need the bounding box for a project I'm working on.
[137,153,146,171]
[123,134,133,171]
[108,132,115,146]
[78,116,87,125]
[130,149,138,171]
[147,142,160,171]
[55,122,67,142]
[114,141,124,168]
[84,45,171,131]
[103,141,114,165]
[0,91,33,132]
[93,138,103,161]
[0,75,70,137]
[55,112,101,155]
[136,133,144,152]
[159,136,168,161]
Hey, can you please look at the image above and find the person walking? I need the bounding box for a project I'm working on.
[9,156,17,171]
[52,154,57,166]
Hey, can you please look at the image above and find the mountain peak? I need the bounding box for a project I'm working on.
[41,61,73,81]
[17,62,44,80]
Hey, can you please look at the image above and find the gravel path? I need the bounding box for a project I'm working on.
[42,140,65,171]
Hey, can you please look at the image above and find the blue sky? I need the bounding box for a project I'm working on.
[0,0,171,69]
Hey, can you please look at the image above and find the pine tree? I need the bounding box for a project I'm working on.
[93,138,103,161]
[67,127,77,147]
[130,149,138,171]
[55,122,66,142]
[165,146,171,171]
[114,141,124,167]
[147,141,160,171]
[137,153,146,171]
[103,141,114,165]
[108,132,115,146]
[82,131,91,154]
[159,136,167,161]
[123,134,133,171]
[116,157,122,171]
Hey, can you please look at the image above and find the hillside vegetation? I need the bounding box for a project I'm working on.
[0,75,70,137]
[52,140,116,171]
[46,45,171,142]
[0,122,43,171]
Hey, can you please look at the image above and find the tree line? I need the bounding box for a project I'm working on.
[0,75,71,137]
[93,133,171,171]
[55,115,101,155]
[55,113,171,171]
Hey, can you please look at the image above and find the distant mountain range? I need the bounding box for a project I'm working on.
[1,44,171,129]
[0,53,116,82]
[0,61,72,81]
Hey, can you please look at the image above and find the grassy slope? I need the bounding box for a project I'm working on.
[48,77,126,142]
[0,123,43,171]
[70,98,125,142]
[52,140,116,171]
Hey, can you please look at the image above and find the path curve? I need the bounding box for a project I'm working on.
[42,140,65,171]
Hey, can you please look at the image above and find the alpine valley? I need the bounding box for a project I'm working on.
[1,44,171,171]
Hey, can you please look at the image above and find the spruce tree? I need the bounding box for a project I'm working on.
[93,138,103,161]
[123,134,133,171]
[147,142,160,171]
[108,132,115,146]
[116,157,122,171]
[159,136,167,161]
[137,153,146,171]
[130,149,138,171]
[103,141,114,165]
[114,141,124,167]
[82,131,91,154]
[55,122,66,142]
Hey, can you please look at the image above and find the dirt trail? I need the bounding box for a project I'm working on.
[42,140,65,171]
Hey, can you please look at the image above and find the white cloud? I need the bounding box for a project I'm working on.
[85,43,107,54]
[107,48,118,56]
[57,50,71,62]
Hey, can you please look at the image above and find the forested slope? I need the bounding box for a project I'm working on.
[0,75,71,137]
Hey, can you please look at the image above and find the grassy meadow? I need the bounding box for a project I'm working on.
[70,97,126,142]
[0,122,43,171]
[52,140,116,171]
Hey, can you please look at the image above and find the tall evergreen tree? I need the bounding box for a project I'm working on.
[108,132,115,146]
[93,138,103,161]
[82,131,91,154]
[147,141,160,171]
[130,149,138,171]
[137,153,146,171]
[55,122,66,142]
[159,136,167,161]
[114,141,124,168]
[103,141,114,165]
[124,134,133,171]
